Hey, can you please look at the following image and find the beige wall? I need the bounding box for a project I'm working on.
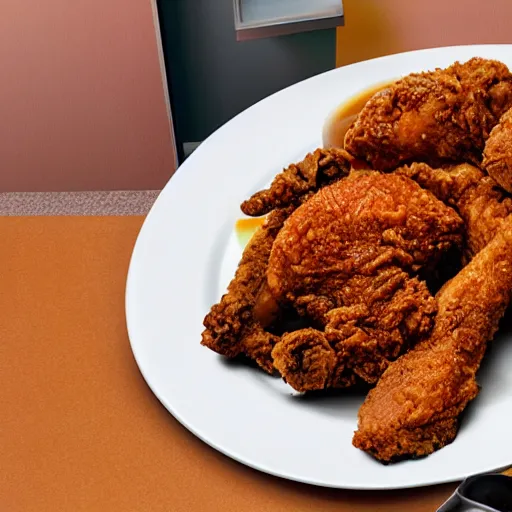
[0,0,176,192]
[337,0,512,67]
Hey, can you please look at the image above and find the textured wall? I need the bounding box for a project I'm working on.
[0,0,175,192]
[337,0,512,67]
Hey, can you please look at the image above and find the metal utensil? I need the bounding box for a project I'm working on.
[437,472,512,511]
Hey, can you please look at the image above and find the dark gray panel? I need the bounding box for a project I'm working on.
[159,0,335,146]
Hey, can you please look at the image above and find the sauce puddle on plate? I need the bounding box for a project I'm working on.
[235,217,266,249]
[322,79,396,149]
[236,81,396,248]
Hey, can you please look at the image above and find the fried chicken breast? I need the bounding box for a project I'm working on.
[345,58,512,170]
[269,172,463,391]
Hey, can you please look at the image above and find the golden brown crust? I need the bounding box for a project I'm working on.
[345,58,512,170]
[240,148,354,217]
[353,218,512,462]
[272,329,338,392]
[201,208,293,372]
[269,173,462,390]
[483,107,512,192]
[324,274,436,385]
[397,162,512,256]
[202,56,512,463]
[274,273,437,389]
[268,173,462,302]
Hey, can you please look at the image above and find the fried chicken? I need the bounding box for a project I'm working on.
[345,58,512,171]
[397,162,512,257]
[483,107,512,193]
[353,216,512,462]
[241,148,354,217]
[201,207,292,373]
[202,148,361,372]
[269,173,463,391]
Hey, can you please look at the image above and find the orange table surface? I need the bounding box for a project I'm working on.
[0,216,456,511]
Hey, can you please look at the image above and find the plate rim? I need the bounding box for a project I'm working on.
[126,44,512,490]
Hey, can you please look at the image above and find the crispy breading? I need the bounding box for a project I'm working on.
[202,57,512,463]
[241,148,354,217]
[353,217,512,462]
[397,162,512,256]
[345,58,512,170]
[483,107,512,192]
[269,173,463,391]
[201,207,293,372]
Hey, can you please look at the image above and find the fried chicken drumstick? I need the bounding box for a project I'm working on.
[270,172,463,391]
[353,216,512,463]
[345,58,512,171]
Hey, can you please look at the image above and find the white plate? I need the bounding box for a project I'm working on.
[126,45,512,490]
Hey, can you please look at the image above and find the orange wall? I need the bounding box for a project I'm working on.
[0,0,176,192]
[337,0,512,67]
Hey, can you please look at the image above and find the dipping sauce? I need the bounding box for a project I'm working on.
[322,79,396,149]
[236,83,395,246]
[235,217,266,248]
[234,216,279,326]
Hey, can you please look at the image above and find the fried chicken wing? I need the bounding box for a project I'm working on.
[397,162,512,257]
[269,173,463,391]
[345,58,512,171]
[241,148,354,217]
[201,207,292,372]
[353,217,512,462]
[483,107,512,193]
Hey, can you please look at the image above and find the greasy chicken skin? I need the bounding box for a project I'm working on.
[202,148,357,372]
[483,106,512,193]
[269,172,463,391]
[345,58,512,171]
[397,162,512,257]
[201,207,290,373]
[241,148,354,217]
[353,216,512,463]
